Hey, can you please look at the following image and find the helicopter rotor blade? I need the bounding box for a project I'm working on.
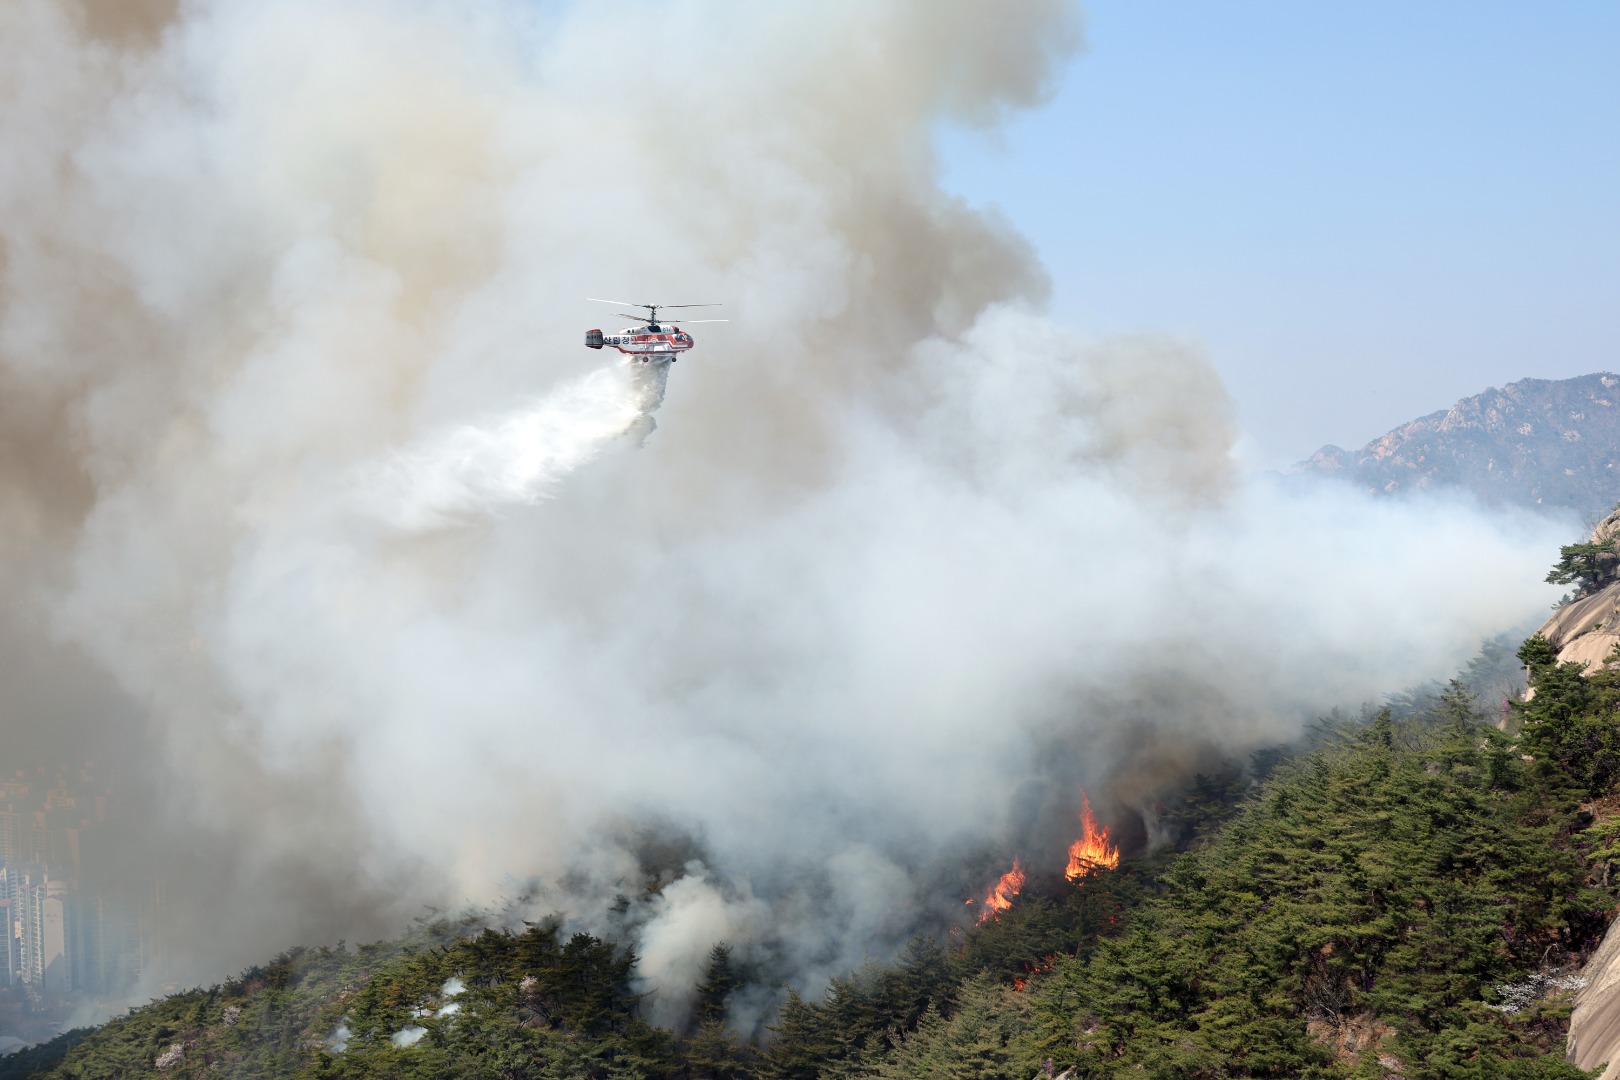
[588,298,721,309]
[670,319,728,324]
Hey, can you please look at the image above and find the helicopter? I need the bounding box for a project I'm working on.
[583,299,726,363]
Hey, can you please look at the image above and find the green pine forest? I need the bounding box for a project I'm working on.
[9,539,1620,1079]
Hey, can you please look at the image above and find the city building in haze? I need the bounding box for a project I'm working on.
[10,867,69,995]
[0,764,154,1042]
[0,872,18,986]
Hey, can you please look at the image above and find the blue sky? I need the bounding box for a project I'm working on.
[938,1,1619,467]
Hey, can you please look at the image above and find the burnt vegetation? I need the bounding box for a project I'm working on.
[9,574,1620,1077]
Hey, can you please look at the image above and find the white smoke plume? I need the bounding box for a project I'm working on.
[366,361,663,529]
[0,0,1574,1028]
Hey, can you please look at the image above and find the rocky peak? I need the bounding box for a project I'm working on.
[1297,372,1620,515]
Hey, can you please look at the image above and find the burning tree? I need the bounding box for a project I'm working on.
[1065,793,1119,883]
[973,860,1027,925]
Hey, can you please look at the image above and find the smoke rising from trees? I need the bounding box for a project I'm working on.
[0,0,1572,1025]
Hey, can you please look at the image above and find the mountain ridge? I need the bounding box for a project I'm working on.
[1297,372,1620,516]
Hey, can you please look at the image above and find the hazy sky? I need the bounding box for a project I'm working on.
[938,1,1620,467]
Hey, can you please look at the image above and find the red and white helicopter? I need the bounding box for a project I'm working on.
[583,299,725,363]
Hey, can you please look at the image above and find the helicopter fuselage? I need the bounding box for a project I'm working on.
[584,325,695,363]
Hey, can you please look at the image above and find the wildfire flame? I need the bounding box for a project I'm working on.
[1012,953,1060,992]
[973,858,1025,925]
[1064,791,1119,882]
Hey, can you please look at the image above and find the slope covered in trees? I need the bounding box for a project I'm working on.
[9,637,1620,1078]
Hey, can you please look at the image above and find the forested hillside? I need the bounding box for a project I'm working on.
[8,637,1620,1077]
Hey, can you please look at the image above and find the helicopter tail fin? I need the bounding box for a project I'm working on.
[584,328,604,350]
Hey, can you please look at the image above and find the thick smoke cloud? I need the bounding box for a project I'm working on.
[0,0,1571,1026]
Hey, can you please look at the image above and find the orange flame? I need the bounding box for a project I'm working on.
[1065,792,1119,882]
[1012,953,1061,992]
[973,858,1025,925]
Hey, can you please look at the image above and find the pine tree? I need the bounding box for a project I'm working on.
[693,944,739,1026]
